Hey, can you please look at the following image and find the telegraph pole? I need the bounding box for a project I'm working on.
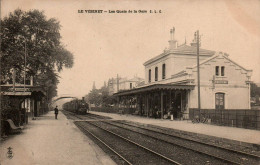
[12,68,16,92]
[117,74,119,92]
[0,0,2,138]
[24,41,27,123]
[24,41,27,92]
[196,30,201,119]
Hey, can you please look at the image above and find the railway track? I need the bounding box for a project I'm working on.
[75,120,237,165]
[62,110,110,120]
[75,121,180,165]
[62,110,82,120]
[101,120,260,165]
[114,120,260,156]
[64,111,260,164]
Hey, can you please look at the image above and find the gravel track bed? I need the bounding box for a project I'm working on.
[62,110,111,120]
[62,111,81,120]
[119,120,260,155]
[86,113,112,119]
[106,120,259,165]
[74,121,128,165]
[76,115,105,120]
[75,121,175,165]
[70,113,112,120]
[64,111,259,164]
[91,121,229,165]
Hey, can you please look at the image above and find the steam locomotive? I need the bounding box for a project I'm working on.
[62,97,89,115]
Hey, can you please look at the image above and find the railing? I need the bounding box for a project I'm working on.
[189,109,260,130]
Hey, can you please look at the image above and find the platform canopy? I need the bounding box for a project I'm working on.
[1,85,46,96]
[113,84,194,96]
[2,92,32,96]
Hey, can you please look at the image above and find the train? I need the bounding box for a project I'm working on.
[62,97,89,115]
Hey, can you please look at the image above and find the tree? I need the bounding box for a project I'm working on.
[251,82,260,105]
[85,82,116,107]
[251,83,260,97]
[1,9,74,100]
[87,88,102,106]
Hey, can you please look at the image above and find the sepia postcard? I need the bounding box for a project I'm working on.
[1,0,260,165]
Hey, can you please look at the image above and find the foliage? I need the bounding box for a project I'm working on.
[85,83,116,107]
[87,88,102,106]
[0,96,21,121]
[1,9,74,101]
[251,82,260,97]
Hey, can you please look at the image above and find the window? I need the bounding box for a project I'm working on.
[162,64,166,79]
[148,69,151,82]
[130,83,132,89]
[215,93,225,109]
[216,66,225,76]
[215,66,219,76]
[221,66,225,76]
[155,67,158,81]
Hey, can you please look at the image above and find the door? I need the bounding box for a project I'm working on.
[215,93,225,109]
[34,100,38,117]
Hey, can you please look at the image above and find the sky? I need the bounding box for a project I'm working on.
[2,0,260,99]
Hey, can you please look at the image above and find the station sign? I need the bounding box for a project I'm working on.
[215,80,228,84]
[8,87,30,92]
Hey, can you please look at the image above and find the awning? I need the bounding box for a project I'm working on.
[1,91,32,96]
[113,84,194,96]
[1,85,46,96]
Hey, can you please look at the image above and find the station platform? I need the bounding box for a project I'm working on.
[91,111,260,145]
[0,111,116,165]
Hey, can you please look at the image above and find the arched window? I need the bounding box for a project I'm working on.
[148,69,151,83]
[155,67,158,81]
[162,64,166,79]
[215,93,225,109]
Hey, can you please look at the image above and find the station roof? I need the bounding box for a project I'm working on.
[144,44,215,66]
[171,44,215,56]
[113,84,194,96]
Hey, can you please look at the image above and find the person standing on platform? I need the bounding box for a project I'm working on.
[54,106,59,119]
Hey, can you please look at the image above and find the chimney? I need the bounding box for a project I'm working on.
[168,27,177,49]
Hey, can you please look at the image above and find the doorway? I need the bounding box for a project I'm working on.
[215,93,225,109]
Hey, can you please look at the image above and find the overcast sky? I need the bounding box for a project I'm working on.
[2,0,260,98]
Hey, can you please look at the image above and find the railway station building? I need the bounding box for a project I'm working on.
[108,76,144,95]
[114,28,252,120]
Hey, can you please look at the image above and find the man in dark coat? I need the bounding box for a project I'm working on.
[54,106,59,119]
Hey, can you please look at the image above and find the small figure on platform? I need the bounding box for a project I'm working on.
[170,107,174,121]
[54,106,59,119]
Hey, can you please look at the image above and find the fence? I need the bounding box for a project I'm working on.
[189,109,260,130]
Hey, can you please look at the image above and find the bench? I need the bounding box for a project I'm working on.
[6,119,24,134]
